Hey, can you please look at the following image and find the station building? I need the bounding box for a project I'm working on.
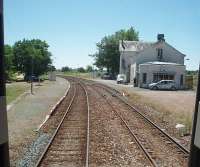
[119,34,186,89]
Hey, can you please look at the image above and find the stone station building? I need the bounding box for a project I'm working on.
[119,34,186,89]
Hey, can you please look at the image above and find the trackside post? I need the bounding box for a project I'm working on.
[0,0,10,166]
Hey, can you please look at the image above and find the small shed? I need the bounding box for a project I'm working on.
[48,71,56,81]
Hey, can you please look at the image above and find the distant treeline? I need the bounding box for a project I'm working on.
[61,65,93,73]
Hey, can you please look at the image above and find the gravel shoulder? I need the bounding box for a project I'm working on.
[8,77,69,166]
[95,79,196,147]
[95,79,195,120]
[87,85,152,167]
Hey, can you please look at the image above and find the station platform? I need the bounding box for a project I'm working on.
[8,77,70,166]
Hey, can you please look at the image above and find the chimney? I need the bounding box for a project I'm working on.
[157,34,165,42]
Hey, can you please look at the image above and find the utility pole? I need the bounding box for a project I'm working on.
[189,64,200,167]
[0,0,10,166]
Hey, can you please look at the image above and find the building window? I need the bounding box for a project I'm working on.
[153,73,174,82]
[143,73,147,84]
[180,74,183,86]
[157,48,163,61]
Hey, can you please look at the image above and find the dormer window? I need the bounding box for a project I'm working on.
[157,48,163,61]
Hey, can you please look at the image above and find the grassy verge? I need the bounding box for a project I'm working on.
[6,82,30,104]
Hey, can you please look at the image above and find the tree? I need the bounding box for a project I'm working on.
[61,66,71,72]
[13,39,52,78]
[90,27,139,75]
[77,67,85,73]
[4,44,14,79]
[86,65,93,72]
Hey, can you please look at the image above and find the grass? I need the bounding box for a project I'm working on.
[6,82,30,104]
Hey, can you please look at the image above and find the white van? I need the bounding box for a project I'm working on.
[116,74,126,84]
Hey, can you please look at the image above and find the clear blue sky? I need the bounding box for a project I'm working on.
[4,0,200,70]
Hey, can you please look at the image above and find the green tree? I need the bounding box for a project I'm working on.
[90,27,139,75]
[86,65,93,72]
[77,67,85,73]
[61,66,71,72]
[49,65,56,71]
[4,44,14,80]
[13,39,52,78]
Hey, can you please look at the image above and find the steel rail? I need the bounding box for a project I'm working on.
[94,83,190,155]
[92,86,157,167]
[61,77,189,155]
[79,82,90,167]
[35,82,77,167]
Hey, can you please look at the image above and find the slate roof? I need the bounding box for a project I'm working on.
[119,40,154,52]
[119,40,186,57]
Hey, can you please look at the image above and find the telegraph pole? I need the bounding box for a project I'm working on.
[189,64,200,167]
[0,0,10,166]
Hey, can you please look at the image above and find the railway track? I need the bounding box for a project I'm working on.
[91,82,189,166]
[35,82,90,167]
[36,76,190,166]
[86,84,155,166]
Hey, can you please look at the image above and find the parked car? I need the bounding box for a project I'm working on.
[116,74,126,84]
[24,75,40,82]
[149,80,177,90]
[101,73,113,80]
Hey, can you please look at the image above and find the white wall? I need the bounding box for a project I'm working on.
[136,42,185,65]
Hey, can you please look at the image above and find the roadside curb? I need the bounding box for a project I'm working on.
[36,80,71,131]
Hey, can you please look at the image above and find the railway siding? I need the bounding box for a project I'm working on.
[93,84,189,167]
[87,85,153,167]
[33,77,189,167]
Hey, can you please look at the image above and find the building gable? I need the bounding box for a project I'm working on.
[136,41,185,65]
